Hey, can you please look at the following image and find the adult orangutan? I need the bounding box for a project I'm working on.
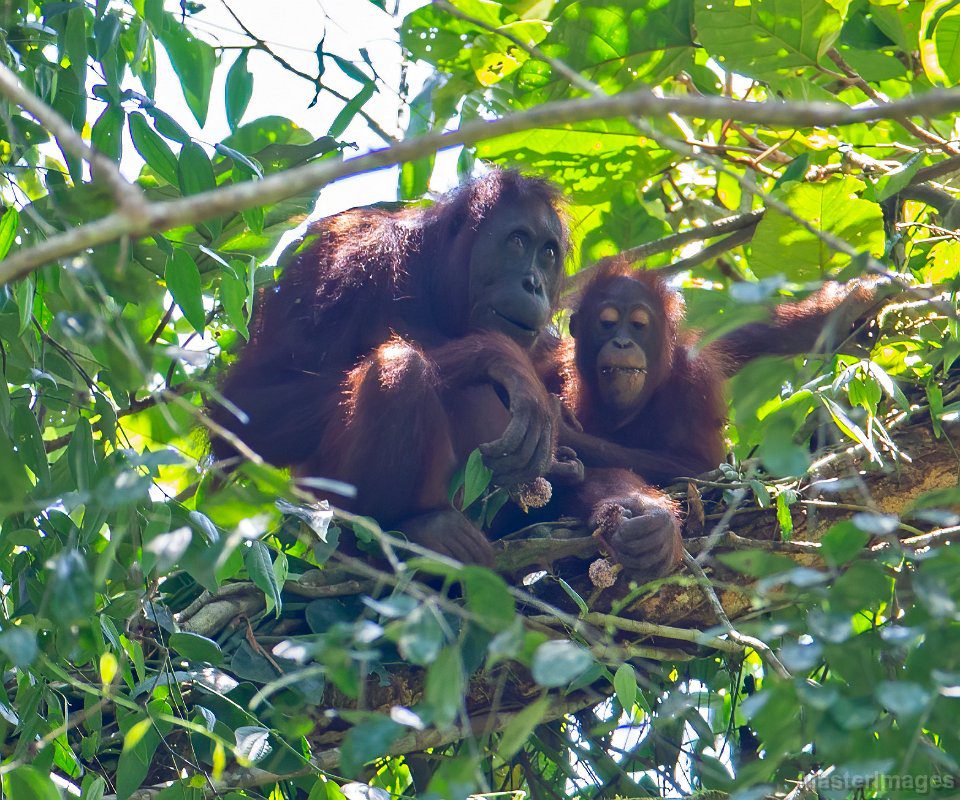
[209,170,575,565]
[556,257,880,484]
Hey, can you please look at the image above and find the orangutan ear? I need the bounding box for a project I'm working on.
[568,311,580,339]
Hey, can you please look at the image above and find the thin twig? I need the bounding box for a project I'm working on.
[828,48,958,155]
[529,611,744,654]
[682,549,792,680]
[220,1,397,145]
[568,209,764,291]
[653,225,757,278]
[43,384,193,452]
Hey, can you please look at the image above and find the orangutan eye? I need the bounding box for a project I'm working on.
[630,308,651,328]
[509,231,527,249]
[599,307,619,329]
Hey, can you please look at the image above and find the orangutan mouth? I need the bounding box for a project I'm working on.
[491,307,538,334]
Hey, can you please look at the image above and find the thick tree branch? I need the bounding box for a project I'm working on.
[0,62,147,213]
[6,87,960,284]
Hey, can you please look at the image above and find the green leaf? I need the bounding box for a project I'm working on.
[695,0,842,81]
[425,646,464,727]
[0,430,31,504]
[49,549,95,625]
[168,632,222,664]
[461,566,515,629]
[93,11,120,60]
[235,725,272,764]
[3,765,61,800]
[0,207,19,260]
[128,112,178,184]
[81,775,106,800]
[531,640,594,688]
[0,378,8,435]
[220,262,250,339]
[397,605,445,665]
[144,527,192,575]
[165,249,205,334]
[926,5,960,85]
[225,50,253,131]
[244,541,282,615]
[329,52,373,85]
[462,448,493,509]
[776,490,795,539]
[399,79,439,200]
[12,404,49,489]
[14,277,34,336]
[91,104,124,161]
[820,520,870,566]
[145,105,192,143]
[558,577,589,615]
[116,714,161,798]
[0,626,38,669]
[216,143,263,179]
[328,81,375,138]
[498,695,549,759]
[67,416,96,492]
[716,549,796,578]
[339,716,403,777]
[869,152,925,202]
[757,417,810,477]
[907,485,960,512]
[876,681,932,718]
[822,395,880,461]
[177,141,216,196]
[614,663,638,713]
[156,15,216,126]
[750,177,885,280]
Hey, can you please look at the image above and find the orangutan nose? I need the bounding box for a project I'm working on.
[612,337,633,349]
[522,273,543,295]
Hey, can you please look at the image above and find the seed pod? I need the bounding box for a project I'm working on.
[511,476,553,513]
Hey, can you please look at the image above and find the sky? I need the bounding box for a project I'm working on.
[145,0,456,226]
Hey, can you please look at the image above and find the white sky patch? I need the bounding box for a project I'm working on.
[129,0,445,228]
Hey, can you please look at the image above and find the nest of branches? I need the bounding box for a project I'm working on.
[126,408,957,776]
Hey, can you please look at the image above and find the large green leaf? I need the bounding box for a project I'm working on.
[530,0,695,96]
[164,248,205,334]
[749,176,885,279]
[155,14,216,126]
[3,766,61,800]
[128,112,178,185]
[225,50,253,132]
[695,0,842,81]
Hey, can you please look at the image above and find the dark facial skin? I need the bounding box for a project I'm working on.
[571,276,663,416]
[467,196,564,345]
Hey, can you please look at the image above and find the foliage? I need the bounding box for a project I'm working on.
[0,1,958,799]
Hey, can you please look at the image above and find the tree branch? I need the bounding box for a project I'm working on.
[682,550,792,679]
[6,86,960,284]
[0,61,147,214]
[827,48,958,155]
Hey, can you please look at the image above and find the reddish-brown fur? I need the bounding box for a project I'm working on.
[209,171,566,534]
[557,257,879,485]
